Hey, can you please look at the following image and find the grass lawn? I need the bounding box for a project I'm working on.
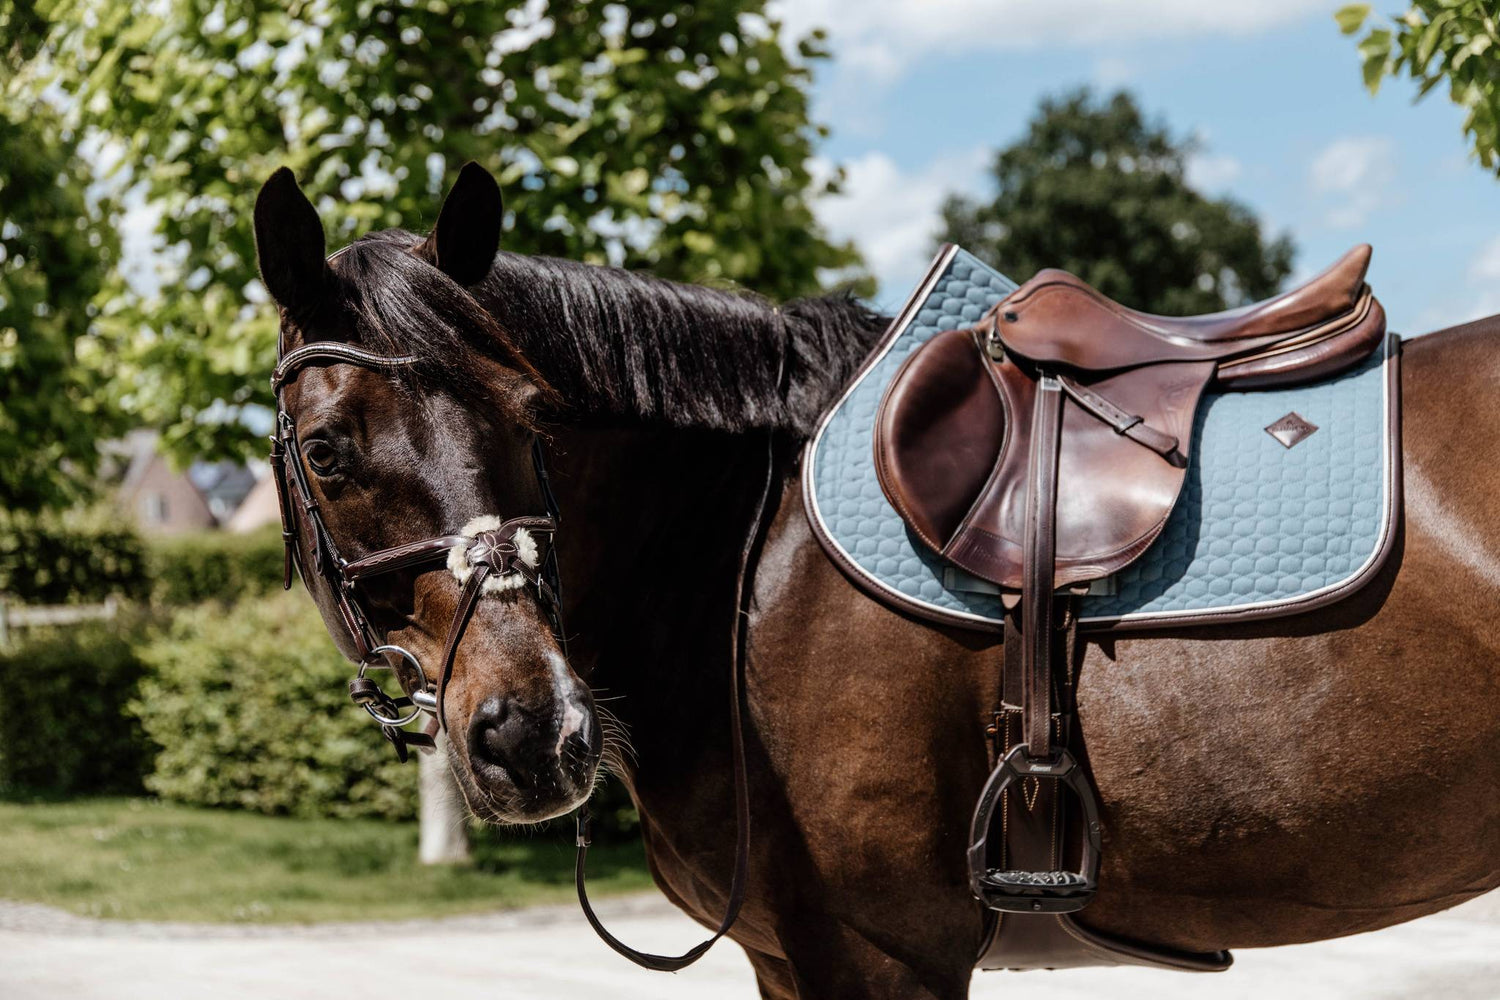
[0,797,652,924]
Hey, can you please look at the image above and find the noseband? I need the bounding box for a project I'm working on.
[269,336,566,762]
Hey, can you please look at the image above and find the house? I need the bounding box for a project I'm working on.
[190,460,261,523]
[224,473,282,533]
[111,430,263,535]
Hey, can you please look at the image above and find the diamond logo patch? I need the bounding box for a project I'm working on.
[1265,412,1318,449]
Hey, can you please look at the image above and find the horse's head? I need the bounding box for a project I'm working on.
[253,163,599,823]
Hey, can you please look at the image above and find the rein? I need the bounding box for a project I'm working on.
[269,251,756,971]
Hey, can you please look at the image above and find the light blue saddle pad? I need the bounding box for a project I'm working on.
[802,245,1400,631]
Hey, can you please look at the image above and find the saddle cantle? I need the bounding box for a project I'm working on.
[875,246,1386,594]
[869,246,1388,969]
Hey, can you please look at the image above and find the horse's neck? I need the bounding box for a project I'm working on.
[546,423,772,792]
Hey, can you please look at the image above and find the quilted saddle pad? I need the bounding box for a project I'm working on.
[803,244,1401,632]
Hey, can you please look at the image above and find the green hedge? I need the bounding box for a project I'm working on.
[147,527,286,606]
[133,589,643,837]
[0,510,284,609]
[0,621,152,796]
[0,508,150,605]
[134,590,418,819]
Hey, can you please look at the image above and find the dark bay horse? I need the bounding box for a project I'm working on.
[255,162,1499,998]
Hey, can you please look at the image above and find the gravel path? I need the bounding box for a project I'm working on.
[3,893,1497,998]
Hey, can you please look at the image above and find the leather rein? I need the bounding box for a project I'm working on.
[268,252,757,971]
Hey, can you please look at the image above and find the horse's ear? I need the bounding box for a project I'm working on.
[422,161,503,286]
[253,167,329,313]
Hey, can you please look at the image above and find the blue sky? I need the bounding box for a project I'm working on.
[778,0,1500,333]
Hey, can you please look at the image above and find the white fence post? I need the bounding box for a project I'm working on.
[418,733,471,865]
[0,597,118,643]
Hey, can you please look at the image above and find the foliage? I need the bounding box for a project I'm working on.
[147,526,286,606]
[938,89,1295,314]
[36,0,866,463]
[0,0,123,511]
[1337,2,1500,171]
[586,774,641,842]
[0,796,651,922]
[0,621,152,795]
[0,506,150,604]
[133,590,419,820]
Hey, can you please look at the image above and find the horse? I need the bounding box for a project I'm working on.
[254,161,1499,998]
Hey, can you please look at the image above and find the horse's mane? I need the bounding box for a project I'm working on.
[333,229,886,438]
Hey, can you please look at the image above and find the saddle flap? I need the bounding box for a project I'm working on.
[873,324,1006,552]
[875,326,1212,590]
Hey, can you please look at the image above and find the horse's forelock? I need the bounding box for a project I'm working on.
[324,231,552,425]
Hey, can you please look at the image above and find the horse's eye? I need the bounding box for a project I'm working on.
[303,440,339,476]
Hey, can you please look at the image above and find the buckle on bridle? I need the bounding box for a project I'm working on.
[351,644,432,730]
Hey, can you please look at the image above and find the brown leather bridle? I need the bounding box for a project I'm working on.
[266,248,757,973]
[269,334,566,761]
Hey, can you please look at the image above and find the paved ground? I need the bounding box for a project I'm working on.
[4,892,1497,998]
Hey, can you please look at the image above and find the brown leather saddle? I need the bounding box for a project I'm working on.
[873,247,1386,929]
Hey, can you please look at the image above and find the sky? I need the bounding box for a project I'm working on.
[773,0,1500,334]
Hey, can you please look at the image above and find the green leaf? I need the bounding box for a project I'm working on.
[1451,33,1490,70]
[1359,28,1393,93]
[1416,72,1446,99]
[1335,3,1372,35]
[1415,12,1452,68]
[1358,27,1394,61]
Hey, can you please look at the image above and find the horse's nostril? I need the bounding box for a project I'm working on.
[467,696,543,786]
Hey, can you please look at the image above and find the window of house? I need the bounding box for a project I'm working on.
[141,493,168,524]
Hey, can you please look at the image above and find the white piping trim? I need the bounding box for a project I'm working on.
[803,245,1012,630]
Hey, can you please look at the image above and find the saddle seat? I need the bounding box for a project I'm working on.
[997,244,1378,384]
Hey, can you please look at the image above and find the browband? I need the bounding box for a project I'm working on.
[272,342,419,391]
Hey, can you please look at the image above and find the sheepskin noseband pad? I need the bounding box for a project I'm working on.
[447,515,542,595]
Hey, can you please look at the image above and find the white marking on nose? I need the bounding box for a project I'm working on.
[550,651,586,756]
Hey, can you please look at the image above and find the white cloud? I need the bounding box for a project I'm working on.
[771,0,1334,84]
[813,148,990,304]
[1469,234,1500,282]
[1408,235,1500,332]
[1186,152,1242,192]
[1308,136,1395,228]
[1092,55,1137,88]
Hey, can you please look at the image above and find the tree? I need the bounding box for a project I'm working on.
[1337,2,1500,171]
[0,0,122,511]
[38,0,866,462]
[937,90,1294,315]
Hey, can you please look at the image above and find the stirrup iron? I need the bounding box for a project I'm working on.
[967,743,1102,914]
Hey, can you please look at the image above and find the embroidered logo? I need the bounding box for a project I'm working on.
[1265,412,1318,449]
